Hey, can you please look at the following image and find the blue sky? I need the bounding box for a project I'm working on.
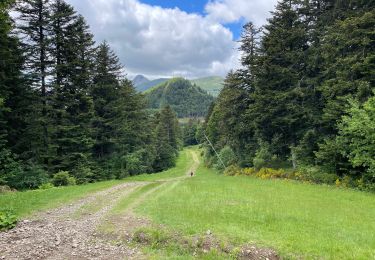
[141,0,247,39]
[67,0,278,78]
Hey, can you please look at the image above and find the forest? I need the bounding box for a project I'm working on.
[145,78,214,118]
[1,0,374,192]
[0,0,181,189]
[204,0,375,191]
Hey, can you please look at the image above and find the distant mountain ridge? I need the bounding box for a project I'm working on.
[132,75,149,87]
[144,78,214,118]
[132,75,224,97]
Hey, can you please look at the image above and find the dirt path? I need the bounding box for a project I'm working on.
[0,150,201,260]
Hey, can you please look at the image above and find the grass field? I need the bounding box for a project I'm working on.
[0,149,191,218]
[136,153,375,259]
[1,147,375,259]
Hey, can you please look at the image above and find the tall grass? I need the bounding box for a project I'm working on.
[136,163,375,259]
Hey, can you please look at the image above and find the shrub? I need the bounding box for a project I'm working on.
[242,168,256,176]
[72,165,94,184]
[217,146,237,170]
[0,210,18,231]
[4,164,49,190]
[52,171,76,186]
[224,165,241,176]
[38,183,54,190]
[253,142,275,170]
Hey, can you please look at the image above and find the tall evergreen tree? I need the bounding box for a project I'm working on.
[16,0,52,166]
[153,106,180,172]
[91,41,122,163]
[48,0,95,176]
[250,0,312,161]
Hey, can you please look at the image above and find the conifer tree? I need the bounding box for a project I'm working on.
[153,106,180,171]
[251,0,312,160]
[91,41,123,173]
[16,0,52,166]
[49,1,95,176]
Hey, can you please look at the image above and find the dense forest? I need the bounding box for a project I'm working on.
[204,0,375,190]
[145,78,214,118]
[0,0,181,189]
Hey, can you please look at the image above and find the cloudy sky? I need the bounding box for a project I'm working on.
[66,0,278,79]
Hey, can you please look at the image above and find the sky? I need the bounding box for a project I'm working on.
[65,0,278,79]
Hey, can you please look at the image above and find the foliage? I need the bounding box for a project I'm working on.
[336,96,375,183]
[52,171,76,186]
[217,146,237,169]
[205,0,375,185]
[153,106,181,172]
[38,183,54,190]
[253,142,275,170]
[0,1,182,189]
[0,209,17,231]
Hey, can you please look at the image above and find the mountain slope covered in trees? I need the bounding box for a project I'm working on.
[145,78,214,118]
[132,75,223,96]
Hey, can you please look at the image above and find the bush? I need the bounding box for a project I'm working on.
[217,146,237,170]
[52,171,76,186]
[224,165,241,176]
[72,165,94,184]
[0,210,18,231]
[4,164,49,190]
[38,183,54,190]
[253,142,276,170]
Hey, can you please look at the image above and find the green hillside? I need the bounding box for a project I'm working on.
[145,78,214,118]
[136,78,169,92]
[191,76,224,97]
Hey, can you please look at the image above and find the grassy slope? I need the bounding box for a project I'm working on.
[191,76,224,97]
[136,154,375,259]
[0,149,191,218]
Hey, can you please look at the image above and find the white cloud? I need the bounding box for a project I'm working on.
[66,0,240,78]
[65,0,278,78]
[205,0,278,26]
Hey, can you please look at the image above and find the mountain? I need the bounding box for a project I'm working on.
[132,75,224,95]
[132,75,149,87]
[136,78,169,92]
[145,78,214,118]
[191,76,224,97]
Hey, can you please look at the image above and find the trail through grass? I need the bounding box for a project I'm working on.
[0,148,192,218]
[136,151,375,259]
[2,147,374,259]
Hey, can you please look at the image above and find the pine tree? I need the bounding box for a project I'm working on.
[48,1,95,177]
[16,0,52,166]
[153,106,180,172]
[0,0,28,186]
[91,41,123,176]
[251,0,312,160]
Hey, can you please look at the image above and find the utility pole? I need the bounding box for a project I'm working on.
[203,132,226,169]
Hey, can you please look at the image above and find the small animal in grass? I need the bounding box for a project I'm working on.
[190,171,194,177]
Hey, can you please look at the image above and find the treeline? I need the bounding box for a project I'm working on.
[205,0,374,189]
[0,0,181,189]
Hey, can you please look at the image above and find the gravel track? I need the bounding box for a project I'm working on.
[0,182,147,260]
